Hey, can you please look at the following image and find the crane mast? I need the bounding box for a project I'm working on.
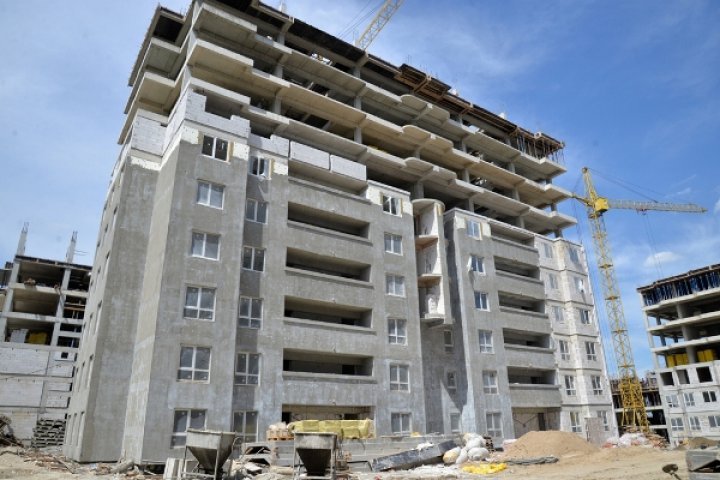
[577,167,705,432]
[581,169,649,430]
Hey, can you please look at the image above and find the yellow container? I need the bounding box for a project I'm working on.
[27,332,48,345]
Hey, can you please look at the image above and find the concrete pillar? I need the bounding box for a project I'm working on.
[16,222,29,256]
[272,96,282,115]
[507,161,516,174]
[354,127,362,144]
[681,325,697,363]
[411,182,424,200]
[460,168,470,183]
[66,231,77,263]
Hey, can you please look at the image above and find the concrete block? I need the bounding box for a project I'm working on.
[47,382,72,392]
[290,142,330,169]
[0,347,49,374]
[0,380,42,406]
[232,142,250,161]
[46,394,70,409]
[330,155,366,181]
[132,117,165,155]
[185,91,251,138]
[248,134,290,156]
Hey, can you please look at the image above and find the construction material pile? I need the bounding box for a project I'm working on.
[604,431,667,449]
[500,431,598,459]
[31,419,66,448]
[287,418,374,439]
[442,433,492,465]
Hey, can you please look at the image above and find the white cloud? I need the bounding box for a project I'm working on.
[643,251,681,268]
[714,198,720,214]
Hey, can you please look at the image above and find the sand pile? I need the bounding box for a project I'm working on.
[501,431,598,458]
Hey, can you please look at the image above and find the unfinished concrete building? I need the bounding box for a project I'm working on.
[610,373,668,441]
[639,264,720,446]
[0,227,90,445]
[65,0,614,462]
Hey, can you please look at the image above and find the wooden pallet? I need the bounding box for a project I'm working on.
[266,430,293,441]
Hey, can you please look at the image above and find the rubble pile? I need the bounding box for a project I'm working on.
[603,431,667,449]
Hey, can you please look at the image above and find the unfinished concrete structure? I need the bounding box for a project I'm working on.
[639,264,720,446]
[65,0,614,462]
[610,373,668,441]
[0,227,90,444]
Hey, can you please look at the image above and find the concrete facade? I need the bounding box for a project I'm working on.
[65,0,614,462]
[639,264,720,446]
[0,231,90,444]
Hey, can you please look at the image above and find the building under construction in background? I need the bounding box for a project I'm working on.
[0,228,90,446]
[64,0,615,463]
[639,264,720,446]
[610,373,667,441]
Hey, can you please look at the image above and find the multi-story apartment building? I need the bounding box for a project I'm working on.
[0,227,90,444]
[639,264,720,446]
[64,0,614,462]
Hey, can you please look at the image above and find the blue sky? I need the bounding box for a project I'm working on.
[1,0,718,373]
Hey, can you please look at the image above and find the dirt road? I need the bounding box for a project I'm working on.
[2,445,688,480]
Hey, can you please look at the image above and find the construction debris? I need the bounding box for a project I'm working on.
[603,431,667,449]
[371,439,459,471]
[0,415,22,447]
[22,450,78,474]
[461,462,507,475]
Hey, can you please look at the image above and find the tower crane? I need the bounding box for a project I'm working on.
[573,167,706,432]
[355,0,405,50]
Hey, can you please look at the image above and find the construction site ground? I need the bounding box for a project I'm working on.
[1,445,688,480]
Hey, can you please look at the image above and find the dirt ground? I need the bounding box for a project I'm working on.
[1,445,689,480]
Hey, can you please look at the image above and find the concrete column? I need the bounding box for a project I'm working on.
[460,168,470,183]
[411,182,424,200]
[272,96,282,114]
[516,216,525,229]
[354,127,362,143]
[680,325,697,363]
[507,161,516,174]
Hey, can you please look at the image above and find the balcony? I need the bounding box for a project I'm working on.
[499,307,551,335]
[509,384,562,409]
[495,271,544,300]
[492,236,539,266]
[504,345,557,370]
